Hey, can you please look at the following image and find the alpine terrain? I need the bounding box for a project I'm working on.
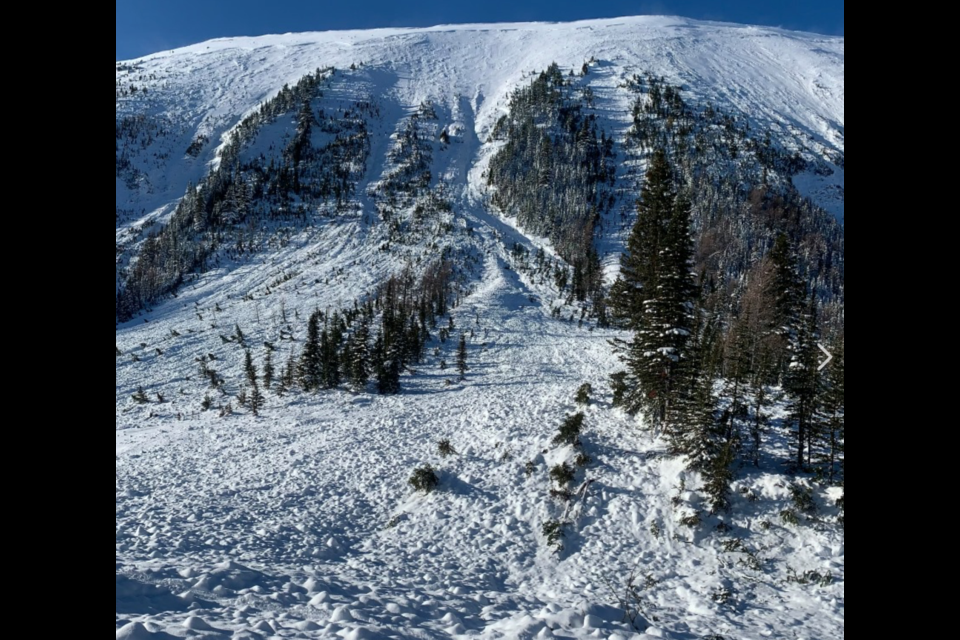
[116,16,844,640]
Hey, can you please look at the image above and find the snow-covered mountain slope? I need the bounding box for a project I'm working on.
[116,15,843,222]
[117,16,844,640]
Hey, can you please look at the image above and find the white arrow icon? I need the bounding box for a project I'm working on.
[818,344,833,371]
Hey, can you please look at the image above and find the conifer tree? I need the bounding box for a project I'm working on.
[244,349,258,388]
[816,338,844,483]
[249,381,263,416]
[457,333,468,381]
[618,150,697,427]
[347,318,371,390]
[299,310,322,391]
[234,323,246,346]
[609,149,677,330]
[320,326,341,388]
[786,295,822,469]
[374,332,401,395]
[262,349,274,392]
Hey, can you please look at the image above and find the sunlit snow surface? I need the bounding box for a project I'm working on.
[117,16,843,639]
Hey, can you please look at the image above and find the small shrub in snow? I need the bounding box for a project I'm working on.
[610,371,628,407]
[787,568,833,587]
[780,509,799,526]
[679,512,702,528]
[711,587,733,605]
[575,452,592,467]
[789,483,817,514]
[132,386,149,404]
[525,461,537,477]
[552,413,584,447]
[649,522,662,539]
[437,439,456,457]
[549,488,573,502]
[409,465,440,493]
[575,383,593,405]
[201,395,214,411]
[542,520,564,552]
[549,462,575,486]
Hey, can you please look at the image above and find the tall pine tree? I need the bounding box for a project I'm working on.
[616,150,697,428]
[299,310,323,391]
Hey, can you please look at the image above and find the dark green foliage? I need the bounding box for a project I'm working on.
[815,339,844,483]
[249,383,263,416]
[438,439,456,457]
[132,386,149,404]
[345,318,371,390]
[116,68,373,320]
[575,452,592,467]
[243,349,257,388]
[550,462,576,486]
[575,383,593,405]
[553,412,585,447]
[786,296,822,469]
[408,465,439,493]
[679,512,702,528]
[623,74,843,311]
[789,483,817,514]
[525,461,537,476]
[613,150,697,426]
[542,520,565,552]
[703,441,735,514]
[787,569,833,588]
[262,349,274,391]
[299,311,323,391]
[610,371,628,408]
[201,395,214,411]
[780,509,800,526]
[487,63,614,302]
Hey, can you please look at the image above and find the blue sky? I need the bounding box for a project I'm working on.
[116,0,844,60]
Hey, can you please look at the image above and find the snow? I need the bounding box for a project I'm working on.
[117,15,844,640]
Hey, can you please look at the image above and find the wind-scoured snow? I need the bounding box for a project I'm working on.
[117,16,844,640]
[116,15,843,219]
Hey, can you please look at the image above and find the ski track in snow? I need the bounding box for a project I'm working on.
[117,16,844,640]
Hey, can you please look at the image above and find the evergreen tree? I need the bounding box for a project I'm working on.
[262,349,274,392]
[374,332,401,395]
[609,149,677,330]
[785,296,822,469]
[249,381,263,416]
[619,150,697,427]
[243,349,258,388]
[234,323,246,346]
[299,310,322,391]
[767,233,804,379]
[457,333,468,381]
[816,338,844,483]
[320,326,341,388]
[280,350,297,393]
[347,318,371,390]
